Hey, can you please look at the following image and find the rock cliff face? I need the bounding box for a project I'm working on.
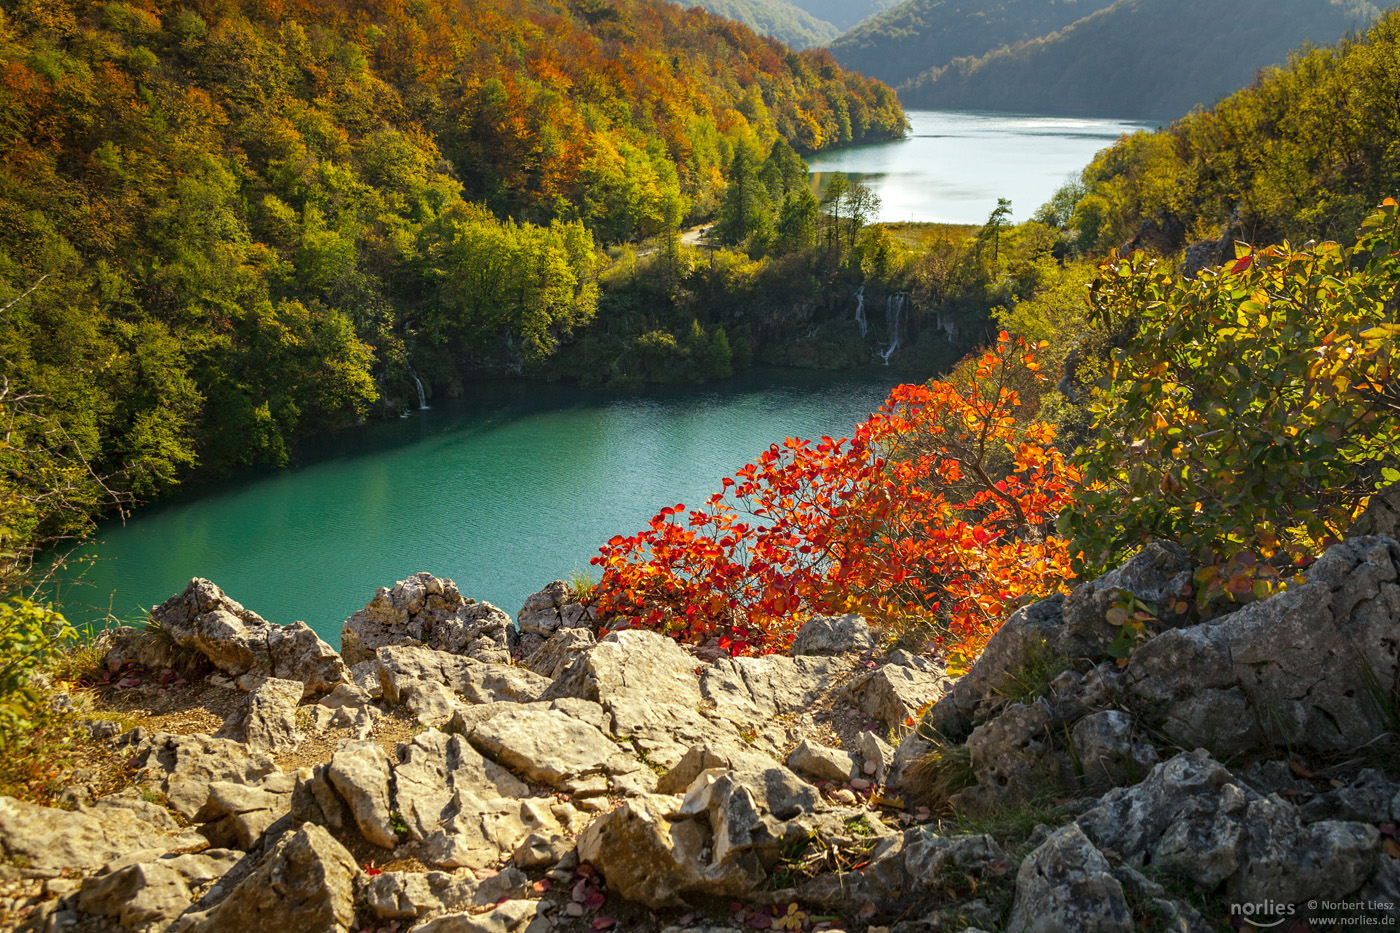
[7,542,1400,931]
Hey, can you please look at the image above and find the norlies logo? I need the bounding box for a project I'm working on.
[1231,901,1298,927]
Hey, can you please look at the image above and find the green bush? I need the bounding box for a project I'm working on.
[1062,200,1400,574]
[0,599,84,800]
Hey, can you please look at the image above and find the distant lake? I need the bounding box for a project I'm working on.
[807,109,1157,226]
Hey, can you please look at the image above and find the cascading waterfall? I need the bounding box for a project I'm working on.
[880,293,907,364]
[407,365,429,410]
[854,286,868,338]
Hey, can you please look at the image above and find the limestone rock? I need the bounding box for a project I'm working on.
[147,578,349,696]
[658,744,820,818]
[856,731,896,785]
[341,572,516,666]
[699,654,848,725]
[1352,480,1400,541]
[578,794,755,908]
[952,700,1070,812]
[1077,750,1379,906]
[464,702,657,798]
[173,824,359,933]
[850,657,949,728]
[1006,824,1134,933]
[1060,542,1195,657]
[1124,537,1400,756]
[376,645,549,725]
[79,851,241,930]
[789,614,876,657]
[390,728,575,870]
[0,795,207,874]
[543,629,703,708]
[517,581,595,638]
[520,627,596,680]
[327,739,398,849]
[131,733,281,820]
[414,899,549,933]
[1300,769,1400,824]
[217,678,305,753]
[925,596,1066,742]
[786,739,859,784]
[1070,710,1158,792]
[608,695,744,770]
[193,775,296,850]
[98,626,179,675]
[363,868,527,920]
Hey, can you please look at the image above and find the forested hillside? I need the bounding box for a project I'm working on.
[1051,6,1400,252]
[0,0,904,576]
[826,0,1115,90]
[902,0,1380,118]
[668,0,837,49]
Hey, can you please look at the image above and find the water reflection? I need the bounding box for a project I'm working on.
[806,109,1156,225]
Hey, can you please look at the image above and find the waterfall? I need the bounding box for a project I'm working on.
[854,286,868,339]
[407,365,429,410]
[879,293,907,364]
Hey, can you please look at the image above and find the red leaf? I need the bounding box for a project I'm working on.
[747,913,773,929]
[592,917,618,931]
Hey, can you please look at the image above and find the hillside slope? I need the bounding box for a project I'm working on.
[827,0,1116,89]
[669,0,838,48]
[0,0,904,555]
[1058,6,1400,250]
[901,0,1380,119]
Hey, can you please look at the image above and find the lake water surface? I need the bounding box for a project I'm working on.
[59,370,904,642]
[807,109,1156,225]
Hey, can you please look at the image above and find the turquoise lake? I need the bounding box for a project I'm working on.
[57,370,906,643]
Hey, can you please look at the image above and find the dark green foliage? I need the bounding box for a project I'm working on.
[900,0,1379,120]
[828,0,1117,91]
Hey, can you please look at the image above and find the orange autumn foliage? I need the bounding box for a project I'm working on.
[590,333,1078,659]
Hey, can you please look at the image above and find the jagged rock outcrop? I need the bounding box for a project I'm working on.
[0,793,209,873]
[374,644,549,725]
[79,850,241,930]
[25,540,1400,931]
[1077,750,1379,905]
[515,580,596,663]
[129,732,281,821]
[193,775,297,850]
[1124,536,1400,755]
[788,613,876,657]
[133,579,349,696]
[341,572,516,666]
[216,678,305,753]
[172,825,360,933]
[1351,479,1400,541]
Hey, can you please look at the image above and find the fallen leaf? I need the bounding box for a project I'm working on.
[1385,838,1400,860]
[531,880,551,894]
[858,903,878,919]
[591,917,617,931]
[747,912,773,929]
[1289,761,1315,780]
[585,891,607,910]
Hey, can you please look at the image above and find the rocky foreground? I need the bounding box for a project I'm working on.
[5,508,1400,931]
